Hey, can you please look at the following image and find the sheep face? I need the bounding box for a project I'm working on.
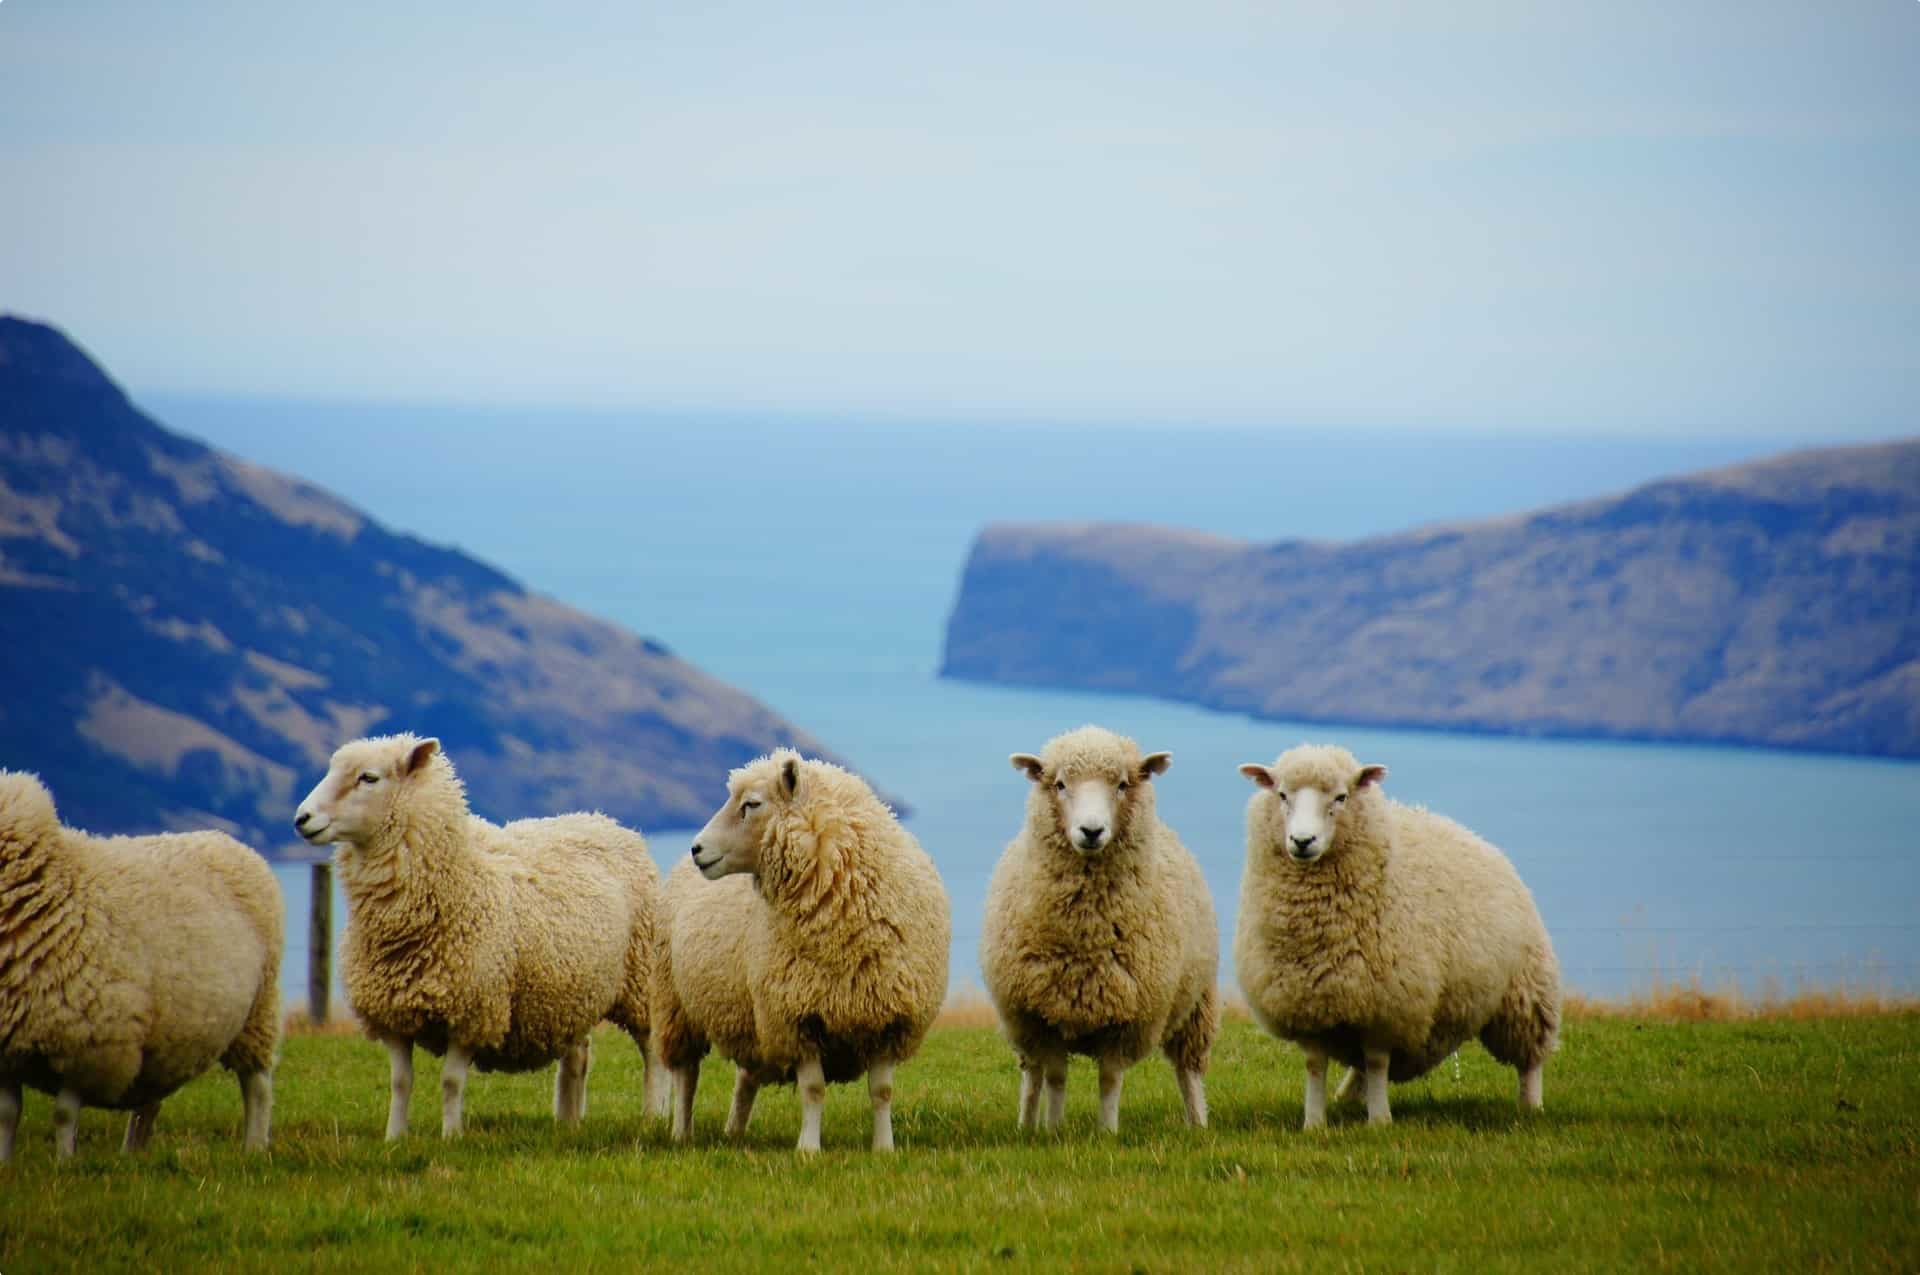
[295,735,441,847]
[1012,744,1170,856]
[690,753,797,880]
[1238,754,1386,864]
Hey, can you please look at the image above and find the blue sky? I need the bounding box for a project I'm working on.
[2,1,1915,434]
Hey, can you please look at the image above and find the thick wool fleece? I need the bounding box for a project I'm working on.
[0,772,282,1108]
[649,857,783,1080]
[1233,745,1560,1080]
[662,753,950,1085]
[334,739,658,1071]
[981,727,1219,1071]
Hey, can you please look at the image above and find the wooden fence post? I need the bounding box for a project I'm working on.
[309,860,332,1024]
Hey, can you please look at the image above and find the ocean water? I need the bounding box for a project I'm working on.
[146,397,1920,1005]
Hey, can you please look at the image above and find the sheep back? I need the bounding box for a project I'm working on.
[0,774,282,1108]
[479,813,654,1068]
[650,857,783,1078]
[500,812,657,1047]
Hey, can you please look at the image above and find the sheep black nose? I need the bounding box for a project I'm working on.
[689,842,702,858]
[294,811,310,830]
[1291,835,1316,852]
[1079,826,1104,842]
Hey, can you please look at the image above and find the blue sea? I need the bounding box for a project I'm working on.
[148,396,1920,1006]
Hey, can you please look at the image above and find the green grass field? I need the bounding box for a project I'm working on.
[3,1015,1916,1272]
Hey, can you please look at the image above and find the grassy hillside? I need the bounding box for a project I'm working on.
[0,316,845,843]
[4,1016,1916,1272]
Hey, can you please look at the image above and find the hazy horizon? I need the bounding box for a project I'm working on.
[4,2,1915,435]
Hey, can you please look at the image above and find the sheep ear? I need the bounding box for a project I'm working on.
[403,737,440,776]
[1238,763,1276,790]
[1355,764,1387,790]
[1009,754,1045,783]
[780,756,800,796]
[1139,751,1172,780]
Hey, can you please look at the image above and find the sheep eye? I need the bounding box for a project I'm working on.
[1054,781,1065,792]
[740,799,761,814]
[1333,794,1347,806]
[358,773,379,785]
[1117,780,1130,791]
[1277,791,1289,802]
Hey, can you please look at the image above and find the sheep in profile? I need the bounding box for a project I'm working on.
[294,734,663,1138]
[674,749,950,1153]
[0,772,281,1161]
[980,726,1219,1133]
[1233,744,1560,1128]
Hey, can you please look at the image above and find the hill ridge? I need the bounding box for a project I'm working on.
[0,315,847,847]
[942,437,1920,758]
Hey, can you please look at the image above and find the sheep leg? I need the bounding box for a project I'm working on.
[1017,1062,1041,1129]
[1302,1046,1329,1130]
[1,1081,21,1163]
[725,1068,760,1137]
[440,1043,473,1138]
[670,1062,699,1144]
[384,1037,414,1141]
[1519,1063,1544,1112]
[795,1056,827,1154]
[52,1086,82,1159]
[1363,1047,1392,1126]
[554,1040,590,1123]
[240,1069,273,1150]
[868,1059,895,1153]
[642,1040,673,1120]
[1175,1065,1208,1128]
[1041,1056,1068,1131]
[1096,1057,1125,1134]
[123,1102,161,1152]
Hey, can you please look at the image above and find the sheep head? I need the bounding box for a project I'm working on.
[1238,745,1386,864]
[295,733,443,848]
[1013,725,1169,856]
[690,748,805,880]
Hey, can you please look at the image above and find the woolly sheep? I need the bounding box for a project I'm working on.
[1233,744,1561,1128]
[980,725,1219,1133]
[648,858,788,1143]
[294,733,666,1139]
[669,749,950,1153]
[0,772,282,1161]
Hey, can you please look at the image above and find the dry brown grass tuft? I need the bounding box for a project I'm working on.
[282,1009,363,1038]
[934,985,1002,1029]
[937,977,1919,1031]
[1565,974,1920,1022]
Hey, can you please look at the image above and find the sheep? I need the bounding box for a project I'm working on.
[293,733,666,1139]
[0,771,282,1161]
[1233,744,1561,1129]
[648,858,790,1144]
[672,748,950,1153]
[980,725,1219,1134]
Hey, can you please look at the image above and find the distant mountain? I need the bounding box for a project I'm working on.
[942,440,1920,758]
[0,316,850,848]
